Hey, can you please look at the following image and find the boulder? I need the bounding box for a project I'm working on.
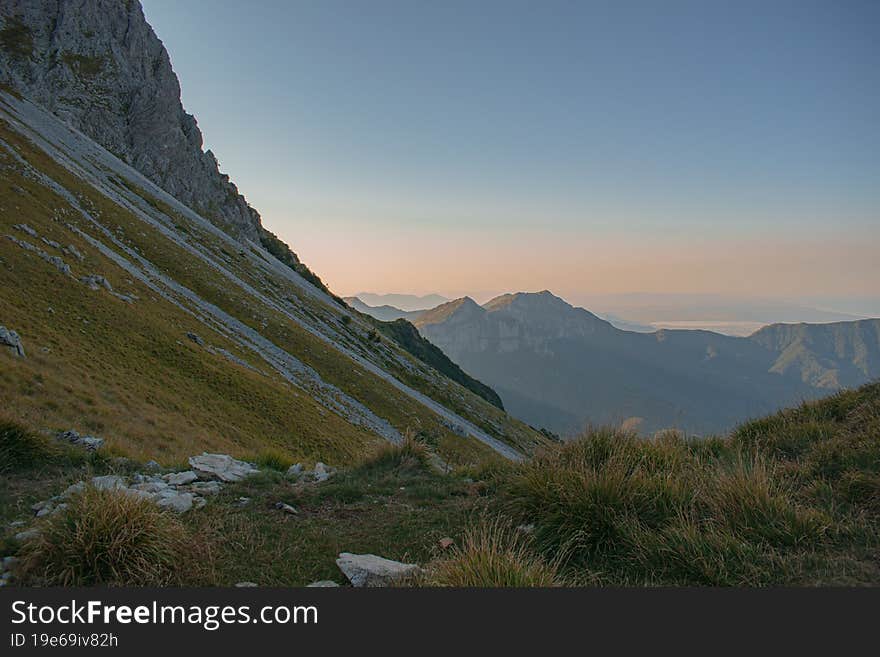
[313,462,335,482]
[155,491,194,513]
[189,481,222,496]
[335,553,421,587]
[164,471,198,486]
[188,453,260,482]
[80,275,113,291]
[91,475,126,491]
[0,326,25,358]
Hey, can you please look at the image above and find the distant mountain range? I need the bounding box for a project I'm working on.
[353,293,450,312]
[400,291,880,436]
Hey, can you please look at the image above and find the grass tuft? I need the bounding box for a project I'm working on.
[18,486,201,586]
[424,518,562,587]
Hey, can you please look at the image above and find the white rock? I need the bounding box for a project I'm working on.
[164,471,198,486]
[188,453,259,482]
[235,582,258,587]
[155,491,194,513]
[307,580,340,587]
[131,481,170,494]
[286,463,304,478]
[189,481,222,496]
[91,475,126,491]
[335,553,421,587]
[62,481,86,497]
[274,502,297,515]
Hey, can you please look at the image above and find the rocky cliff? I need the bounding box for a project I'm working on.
[0,0,263,241]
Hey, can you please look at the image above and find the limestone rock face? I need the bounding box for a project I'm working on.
[0,0,262,241]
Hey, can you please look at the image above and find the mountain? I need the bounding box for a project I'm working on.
[0,1,546,466]
[344,296,423,322]
[355,292,449,312]
[752,320,880,389]
[415,291,880,436]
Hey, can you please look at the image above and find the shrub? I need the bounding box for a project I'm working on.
[425,519,562,587]
[18,487,195,586]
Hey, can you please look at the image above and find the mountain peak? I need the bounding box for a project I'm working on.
[0,0,262,241]
[415,296,484,326]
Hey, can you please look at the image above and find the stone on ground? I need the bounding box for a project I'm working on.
[335,553,421,587]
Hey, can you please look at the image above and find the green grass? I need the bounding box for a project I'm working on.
[0,113,544,469]
[495,385,880,585]
[2,384,877,586]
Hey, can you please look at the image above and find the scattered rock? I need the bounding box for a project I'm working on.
[274,502,298,515]
[164,471,198,486]
[439,537,455,550]
[186,332,204,346]
[56,429,104,451]
[144,460,161,471]
[235,497,251,507]
[91,474,127,491]
[155,490,194,513]
[516,523,536,534]
[13,223,37,237]
[0,326,25,358]
[313,462,335,482]
[189,481,222,496]
[286,463,304,478]
[14,528,40,542]
[189,453,260,482]
[64,244,85,261]
[307,580,340,587]
[335,553,421,587]
[62,481,86,497]
[235,582,258,587]
[80,274,113,291]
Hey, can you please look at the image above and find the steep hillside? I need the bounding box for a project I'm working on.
[416,291,878,436]
[0,3,547,465]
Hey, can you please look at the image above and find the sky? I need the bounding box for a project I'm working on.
[141,0,880,308]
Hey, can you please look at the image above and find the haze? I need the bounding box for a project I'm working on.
[141,1,880,310]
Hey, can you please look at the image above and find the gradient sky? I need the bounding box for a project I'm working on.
[140,0,880,304]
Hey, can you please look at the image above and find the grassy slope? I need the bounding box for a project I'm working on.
[0,109,544,465]
[3,383,877,586]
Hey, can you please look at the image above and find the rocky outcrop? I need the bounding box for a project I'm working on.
[0,1,262,241]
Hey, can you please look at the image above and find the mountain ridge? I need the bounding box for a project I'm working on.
[415,290,880,435]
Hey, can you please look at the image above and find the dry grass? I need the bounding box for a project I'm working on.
[423,518,562,587]
[17,486,207,586]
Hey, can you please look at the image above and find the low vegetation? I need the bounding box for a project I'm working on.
[18,486,197,586]
[2,384,877,586]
